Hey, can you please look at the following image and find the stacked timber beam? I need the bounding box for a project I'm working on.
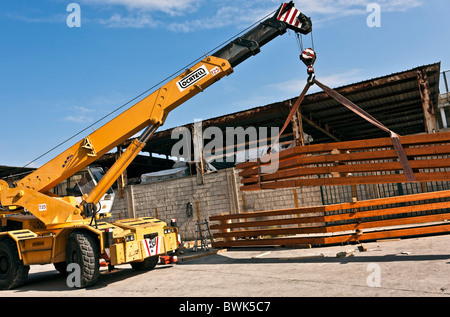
[210,190,450,248]
[210,131,450,248]
[237,131,450,191]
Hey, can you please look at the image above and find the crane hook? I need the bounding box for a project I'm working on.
[300,48,316,75]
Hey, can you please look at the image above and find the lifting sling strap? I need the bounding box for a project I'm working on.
[269,75,417,182]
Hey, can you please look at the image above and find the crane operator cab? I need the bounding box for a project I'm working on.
[51,166,115,216]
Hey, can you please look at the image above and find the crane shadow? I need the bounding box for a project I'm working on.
[11,264,174,293]
[178,251,450,265]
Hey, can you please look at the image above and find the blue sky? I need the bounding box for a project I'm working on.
[1,0,449,167]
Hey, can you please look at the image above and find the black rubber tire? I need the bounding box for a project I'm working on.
[66,231,100,288]
[131,256,159,271]
[53,261,68,275]
[0,239,29,290]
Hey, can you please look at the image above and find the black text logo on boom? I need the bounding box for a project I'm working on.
[177,66,208,91]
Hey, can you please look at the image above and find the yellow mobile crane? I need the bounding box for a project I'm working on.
[0,2,311,289]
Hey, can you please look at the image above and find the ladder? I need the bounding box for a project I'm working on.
[193,219,214,252]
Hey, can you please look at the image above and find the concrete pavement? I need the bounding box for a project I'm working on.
[1,234,449,297]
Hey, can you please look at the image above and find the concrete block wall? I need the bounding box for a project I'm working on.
[240,187,322,213]
[109,169,237,240]
[108,167,324,240]
[239,186,325,229]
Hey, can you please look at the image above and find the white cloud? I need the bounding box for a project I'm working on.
[61,92,125,123]
[95,1,279,31]
[298,0,423,25]
[80,0,200,15]
[299,0,422,15]
[63,115,93,123]
[378,0,424,12]
[228,69,366,110]
[73,106,94,113]
[271,69,365,95]
[96,12,160,28]
[8,0,424,31]
[168,6,250,32]
[93,0,423,31]
[62,105,95,123]
[87,93,125,108]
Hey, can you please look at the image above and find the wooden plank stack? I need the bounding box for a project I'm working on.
[237,132,450,191]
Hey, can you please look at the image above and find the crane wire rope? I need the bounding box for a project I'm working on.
[17,8,277,173]
[295,28,315,54]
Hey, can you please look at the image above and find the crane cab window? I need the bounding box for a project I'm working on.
[90,167,113,195]
[51,168,97,197]
[69,172,95,196]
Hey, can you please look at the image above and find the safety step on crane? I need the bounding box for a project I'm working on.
[0,2,311,289]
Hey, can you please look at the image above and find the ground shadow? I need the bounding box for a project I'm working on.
[12,264,174,293]
[179,252,450,265]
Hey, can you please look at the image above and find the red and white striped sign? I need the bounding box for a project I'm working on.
[276,3,302,28]
[142,236,162,257]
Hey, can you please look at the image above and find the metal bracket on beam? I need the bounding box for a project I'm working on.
[232,37,260,56]
[82,137,97,157]
[261,18,287,35]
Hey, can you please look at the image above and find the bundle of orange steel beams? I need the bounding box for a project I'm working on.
[237,131,450,191]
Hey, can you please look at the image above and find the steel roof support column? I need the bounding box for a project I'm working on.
[417,70,438,133]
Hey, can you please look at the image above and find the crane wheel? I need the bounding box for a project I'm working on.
[66,231,100,288]
[0,239,29,290]
[131,255,159,271]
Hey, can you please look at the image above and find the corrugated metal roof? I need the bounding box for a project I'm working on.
[0,166,35,182]
[132,62,440,156]
[298,63,440,142]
